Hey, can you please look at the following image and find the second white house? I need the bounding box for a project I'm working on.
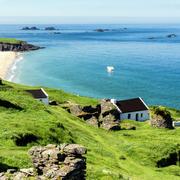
[26,88,49,105]
[111,97,150,121]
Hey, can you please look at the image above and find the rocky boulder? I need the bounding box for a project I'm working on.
[151,107,174,129]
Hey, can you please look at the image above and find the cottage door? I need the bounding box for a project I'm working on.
[136,113,139,121]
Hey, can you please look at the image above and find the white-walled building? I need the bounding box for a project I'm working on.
[173,121,180,127]
[111,97,150,121]
[26,88,49,105]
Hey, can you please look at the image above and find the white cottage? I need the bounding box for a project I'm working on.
[26,88,49,105]
[111,97,150,121]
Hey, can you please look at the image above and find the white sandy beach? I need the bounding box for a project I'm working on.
[0,52,18,80]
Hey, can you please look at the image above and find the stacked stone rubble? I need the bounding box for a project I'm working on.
[65,99,120,130]
[29,144,87,179]
[0,144,87,180]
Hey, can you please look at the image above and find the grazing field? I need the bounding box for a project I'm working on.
[0,81,180,179]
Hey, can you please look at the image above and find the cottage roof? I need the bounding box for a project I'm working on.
[26,88,48,99]
[116,97,149,113]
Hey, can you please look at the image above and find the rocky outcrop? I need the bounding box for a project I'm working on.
[167,34,177,38]
[1,144,87,180]
[21,26,40,30]
[45,27,58,31]
[65,99,120,130]
[54,32,62,34]
[148,37,156,40]
[151,107,174,129]
[94,29,109,32]
[0,41,42,52]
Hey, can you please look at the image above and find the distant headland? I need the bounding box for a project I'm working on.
[0,38,43,52]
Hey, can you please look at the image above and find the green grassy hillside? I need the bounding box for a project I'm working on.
[0,81,180,179]
[0,38,23,44]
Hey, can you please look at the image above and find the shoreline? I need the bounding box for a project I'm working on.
[0,51,22,81]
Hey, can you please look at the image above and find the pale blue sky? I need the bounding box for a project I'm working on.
[0,0,180,23]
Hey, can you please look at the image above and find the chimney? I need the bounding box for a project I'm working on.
[110,99,117,104]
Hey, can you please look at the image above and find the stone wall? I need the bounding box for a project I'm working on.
[0,144,87,180]
[65,99,121,131]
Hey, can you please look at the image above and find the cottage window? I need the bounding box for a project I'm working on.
[128,114,131,119]
[141,113,143,118]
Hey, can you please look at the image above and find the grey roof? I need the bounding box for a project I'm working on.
[26,89,48,99]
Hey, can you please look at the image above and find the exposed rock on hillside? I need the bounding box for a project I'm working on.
[64,99,120,130]
[151,107,174,129]
[0,41,42,52]
[1,144,87,180]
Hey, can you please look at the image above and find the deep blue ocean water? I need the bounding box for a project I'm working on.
[0,24,180,108]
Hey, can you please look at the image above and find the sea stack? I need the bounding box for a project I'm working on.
[21,27,40,30]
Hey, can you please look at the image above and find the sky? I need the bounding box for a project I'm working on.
[0,0,180,24]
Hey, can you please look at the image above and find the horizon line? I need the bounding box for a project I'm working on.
[1,16,180,24]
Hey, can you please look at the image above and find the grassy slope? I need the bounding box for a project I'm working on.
[0,38,23,44]
[0,81,180,179]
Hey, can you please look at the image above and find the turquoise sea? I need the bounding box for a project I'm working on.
[0,24,180,108]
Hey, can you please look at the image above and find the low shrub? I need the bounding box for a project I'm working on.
[153,106,172,120]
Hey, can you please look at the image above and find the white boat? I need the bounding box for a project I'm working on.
[107,66,114,73]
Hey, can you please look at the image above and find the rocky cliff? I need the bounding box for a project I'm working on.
[0,41,42,52]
